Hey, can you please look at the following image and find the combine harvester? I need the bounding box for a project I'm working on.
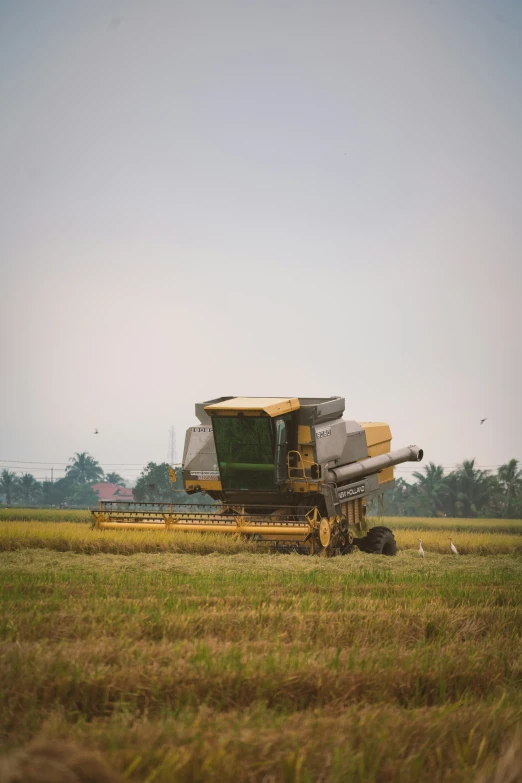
[92,396,423,556]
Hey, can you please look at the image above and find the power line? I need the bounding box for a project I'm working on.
[0,459,148,466]
[0,466,146,474]
[1,458,511,471]
[395,465,505,470]
[1,456,508,469]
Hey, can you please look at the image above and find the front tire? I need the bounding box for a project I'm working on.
[355,526,397,556]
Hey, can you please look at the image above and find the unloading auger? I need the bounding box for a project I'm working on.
[91,396,423,556]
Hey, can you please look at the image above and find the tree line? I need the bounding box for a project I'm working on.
[370,459,522,518]
[1,454,521,517]
[0,453,216,508]
[132,462,216,505]
[0,452,126,507]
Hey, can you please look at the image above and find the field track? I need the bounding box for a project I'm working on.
[0,510,521,782]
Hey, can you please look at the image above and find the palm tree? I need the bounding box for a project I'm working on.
[0,469,19,505]
[498,459,522,518]
[65,452,104,484]
[412,462,446,516]
[450,459,497,517]
[16,473,42,505]
[105,472,125,486]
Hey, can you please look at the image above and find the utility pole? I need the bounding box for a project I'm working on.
[51,467,54,484]
[168,426,177,465]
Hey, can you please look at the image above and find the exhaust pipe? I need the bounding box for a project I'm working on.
[325,445,423,485]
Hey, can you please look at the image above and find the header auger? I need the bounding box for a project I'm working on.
[91,396,423,556]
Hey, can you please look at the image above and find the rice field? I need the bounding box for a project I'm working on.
[375,514,522,535]
[0,516,521,556]
[0,510,521,781]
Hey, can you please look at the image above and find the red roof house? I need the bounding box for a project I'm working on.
[92,483,134,502]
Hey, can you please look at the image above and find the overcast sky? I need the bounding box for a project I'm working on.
[1,0,521,485]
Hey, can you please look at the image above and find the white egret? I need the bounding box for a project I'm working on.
[449,538,459,555]
[418,539,424,558]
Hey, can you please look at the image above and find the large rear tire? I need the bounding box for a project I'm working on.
[355,526,397,556]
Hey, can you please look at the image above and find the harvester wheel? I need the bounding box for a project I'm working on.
[355,526,397,556]
[319,518,332,548]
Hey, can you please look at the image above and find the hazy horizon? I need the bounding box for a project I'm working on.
[1,0,521,486]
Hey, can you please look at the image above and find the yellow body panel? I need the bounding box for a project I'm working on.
[288,480,320,493]
[292,427,316,480]
[186,479,223,491]
[205,397,300,417]
[359,422,392,450]
[359,422,393,484]
[297,425,313,444]
[378,467,394,484]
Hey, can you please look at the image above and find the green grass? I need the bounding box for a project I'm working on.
[0,514,521,781]
[371,515,522,535]
[0,507,91,523]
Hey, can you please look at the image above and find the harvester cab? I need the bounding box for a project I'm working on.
[92,395,423,557]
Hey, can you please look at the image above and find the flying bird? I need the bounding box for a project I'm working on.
[449,538,459,555]
[480,418,487,425]
[94,428,99,435]
[418,539,424,558]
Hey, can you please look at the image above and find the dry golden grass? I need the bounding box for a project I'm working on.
[394,528,522,554]
[0,518,520,556]
[2,704,519,783]
[1,511,521,781]
[0,739,121,783]
[475,733,522,783]
[0,521,260,555]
